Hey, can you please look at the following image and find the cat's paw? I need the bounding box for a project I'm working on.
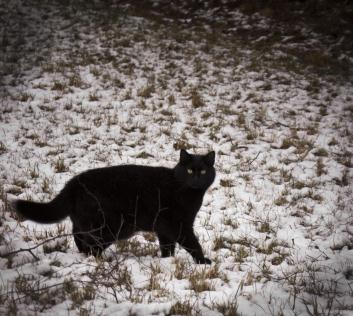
[195,257,212,264]
[161,252,174,258]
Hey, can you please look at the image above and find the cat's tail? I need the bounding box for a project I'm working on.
[11,187,73,224]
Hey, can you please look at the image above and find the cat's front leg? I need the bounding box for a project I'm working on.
[154,218,210,264]
[177,227,211,264]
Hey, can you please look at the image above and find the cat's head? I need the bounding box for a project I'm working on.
[174,149,216,190]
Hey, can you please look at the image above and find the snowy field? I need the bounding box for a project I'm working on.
[1,1,352,315]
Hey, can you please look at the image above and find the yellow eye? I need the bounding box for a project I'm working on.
[187,169,193,174]
[201,170,206,175]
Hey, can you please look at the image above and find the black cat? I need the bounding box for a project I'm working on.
[12,149,216,264]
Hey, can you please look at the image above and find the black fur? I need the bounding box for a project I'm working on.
[13,150,216,264]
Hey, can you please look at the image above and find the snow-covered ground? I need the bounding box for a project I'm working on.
[1,1,352,315]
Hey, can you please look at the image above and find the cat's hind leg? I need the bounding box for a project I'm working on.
[157,233,175,257]
[72,223,89,253]
[73,227,101,256]
[73,224,115,257]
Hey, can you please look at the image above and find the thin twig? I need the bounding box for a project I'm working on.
[1,233,73,259]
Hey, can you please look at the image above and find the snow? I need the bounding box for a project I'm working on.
[1,0,353,315]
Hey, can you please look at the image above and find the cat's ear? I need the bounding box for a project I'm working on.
[180,149,191,164]
[204,151,215,166]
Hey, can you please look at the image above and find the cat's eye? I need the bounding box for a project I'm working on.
[200,170,206,175]
[187,169,193,174]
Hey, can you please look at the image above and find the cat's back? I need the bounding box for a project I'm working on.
[73,164,174,190]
